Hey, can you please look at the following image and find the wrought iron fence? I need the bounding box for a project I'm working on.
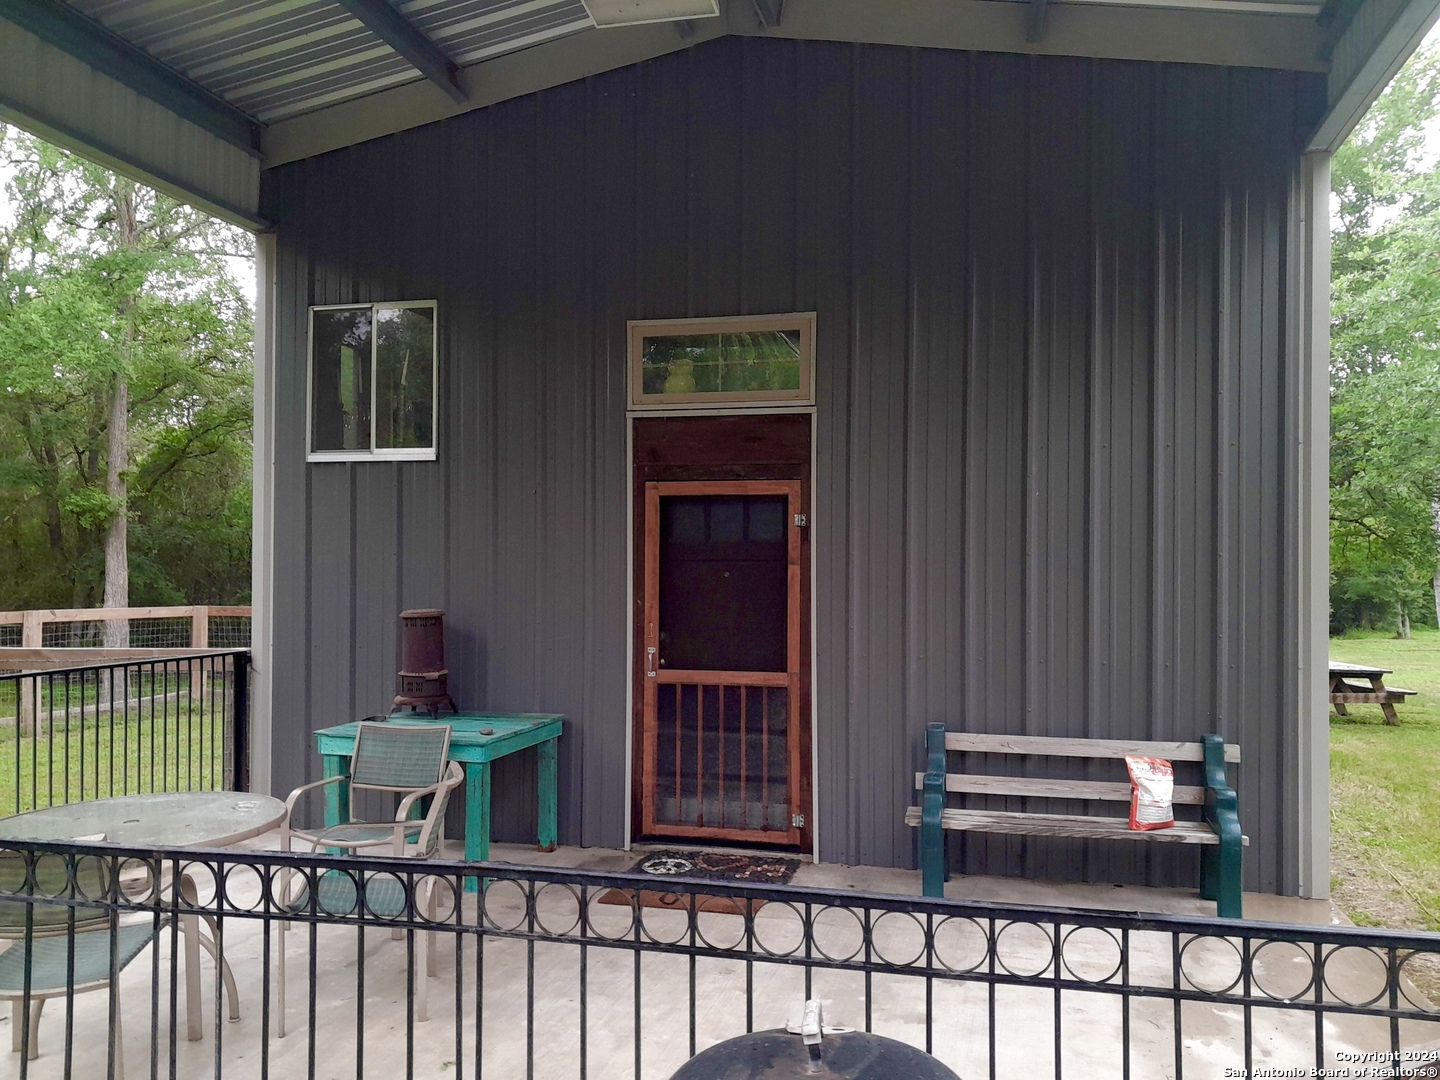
[0,653,249,815]
[1,838,1438,1080]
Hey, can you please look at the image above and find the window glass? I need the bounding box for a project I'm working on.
[311,307,372,452]
[374,306,435,450]
[659,494,788,672]
[640,330,802,398]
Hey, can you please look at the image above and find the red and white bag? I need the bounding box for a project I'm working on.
[1124,756,1175,831]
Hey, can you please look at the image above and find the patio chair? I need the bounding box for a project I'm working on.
[0,846,238,1078]
[274,722,462,1037]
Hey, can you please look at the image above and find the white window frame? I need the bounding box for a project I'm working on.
[306,300,439,462]
[627,312,816,410]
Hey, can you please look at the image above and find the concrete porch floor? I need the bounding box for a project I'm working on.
[3,836,1437,1079]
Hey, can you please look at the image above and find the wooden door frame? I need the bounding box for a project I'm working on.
[627,412,814,854]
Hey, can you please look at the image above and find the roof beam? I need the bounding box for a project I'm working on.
[751,0,784,28]
[0,0,262,155]
[263,0,1324,168]
[1026,0,1048,42]
[334,0,468,105]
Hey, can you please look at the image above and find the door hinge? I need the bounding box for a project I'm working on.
[792,813,806,829]
[794,513,807,527]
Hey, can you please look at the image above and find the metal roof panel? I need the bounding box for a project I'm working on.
[66,0,599,122]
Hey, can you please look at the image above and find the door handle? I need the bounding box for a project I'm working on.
[646,647,657,678]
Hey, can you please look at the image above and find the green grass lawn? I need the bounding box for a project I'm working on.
[0,702,226,815]
[1330,627,1440,930]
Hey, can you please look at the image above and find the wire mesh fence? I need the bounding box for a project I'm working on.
[209,615,252,649]
[0,606,250,649]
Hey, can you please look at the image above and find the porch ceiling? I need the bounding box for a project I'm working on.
[0,0,1437,227]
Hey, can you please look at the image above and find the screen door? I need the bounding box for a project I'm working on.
[639,480,804,844]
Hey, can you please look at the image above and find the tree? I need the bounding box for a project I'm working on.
[1329,44,1440,634]
[0,129,254,616]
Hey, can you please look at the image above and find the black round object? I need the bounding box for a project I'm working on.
[667,1027,961,1080]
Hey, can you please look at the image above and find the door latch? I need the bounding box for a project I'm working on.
[646,646,657,678]
[794,513,807,527]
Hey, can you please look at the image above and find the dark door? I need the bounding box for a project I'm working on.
[632,414,812,849]
[639,478,806,845]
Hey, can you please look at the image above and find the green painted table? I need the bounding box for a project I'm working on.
[312,712,565,889]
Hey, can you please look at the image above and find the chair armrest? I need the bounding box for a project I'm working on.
[395,780,447,821]
[280,775,348,850]
[409,762,465,858]
[284,775,346,817]
[1201,734,1241,839]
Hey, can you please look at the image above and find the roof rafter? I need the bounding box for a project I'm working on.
[1026,0,1048,42]
[751,0,784,28]
[334,0,468,106]
[0,0,262,155]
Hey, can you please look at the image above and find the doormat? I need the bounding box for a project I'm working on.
[598,850,802,916]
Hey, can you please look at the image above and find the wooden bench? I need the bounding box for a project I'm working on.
[905,726,1248,918]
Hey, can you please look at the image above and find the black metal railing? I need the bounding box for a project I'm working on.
[2,839,1439,1080]
[0,652,249,815]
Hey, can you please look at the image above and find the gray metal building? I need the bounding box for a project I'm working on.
[2,0,1434,897]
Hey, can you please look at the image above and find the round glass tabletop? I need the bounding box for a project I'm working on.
[0,791,287,847]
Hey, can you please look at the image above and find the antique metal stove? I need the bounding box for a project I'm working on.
[667,1001,961,1080]
[393,608,457,715]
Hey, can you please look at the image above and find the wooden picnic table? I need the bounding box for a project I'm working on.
[1329,660,1416,725]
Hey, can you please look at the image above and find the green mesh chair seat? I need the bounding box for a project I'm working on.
[313,822,424,846]
[282,872,412,920]
[275,722,463,1038]
[0,922,157,994]
[284,722,455,856]
[0,851,115,935]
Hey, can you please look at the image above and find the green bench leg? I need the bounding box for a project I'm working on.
[921,823,946,897]
[1215,835,1243,919]
[920,722,948,898]
[1202,733,1243,919]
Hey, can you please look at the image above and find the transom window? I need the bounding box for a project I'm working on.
[628,313,815,410]
[308,301,437,461]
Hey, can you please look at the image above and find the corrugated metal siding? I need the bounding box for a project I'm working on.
[0,18,261,225]
[70,0,592,122]
[264,37,1321,893]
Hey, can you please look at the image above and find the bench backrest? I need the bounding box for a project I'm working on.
[916,730,1241,807]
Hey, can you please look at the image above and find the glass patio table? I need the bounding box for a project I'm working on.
[312,712,565,890]
[0,791,287,847]
[0,791,287,1040]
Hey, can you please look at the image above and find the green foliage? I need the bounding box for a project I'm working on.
[1330,45,1440,633]
[640,330,803,396]
[1330,630,1440,933]
[0,128,254,608]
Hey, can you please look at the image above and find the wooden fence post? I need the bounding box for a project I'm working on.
[190,606,210,649]
[18,612,41,736]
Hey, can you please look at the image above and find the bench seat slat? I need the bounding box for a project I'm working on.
[1329,692,1414,704]
[912,772,1206,804]
[942,732,1241,763]
[903,806,1250,846]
